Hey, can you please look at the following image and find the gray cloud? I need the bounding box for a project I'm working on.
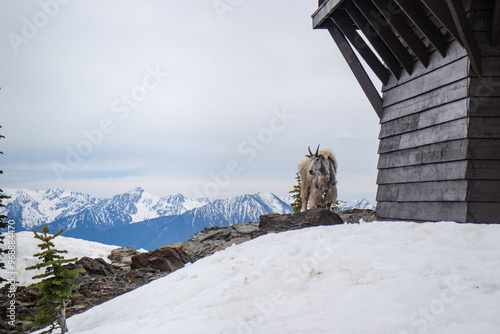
[0,0,381,202]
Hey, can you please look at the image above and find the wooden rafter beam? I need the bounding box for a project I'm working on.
[352,0,414,75]
[325,21,383,118]
[312,0,344,29]
[370,0,429,67]
[393,0,447,57]
[445,0,482,77]
[342,3,402,79]
[492,0,500,45]
[330,11,389,85]
[420,0,462,44]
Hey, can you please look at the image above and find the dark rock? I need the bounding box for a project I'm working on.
[255,208,343,236]
[130,253,150,269]
[126,270,144,279]
[336,209,376,224]
[149,258,171,272]
[108,247,141,270]
[182,222,259,261]
[73,257,117,277]
[129,245,191,272]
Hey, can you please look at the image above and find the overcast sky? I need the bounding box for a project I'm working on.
[0,0,381,202]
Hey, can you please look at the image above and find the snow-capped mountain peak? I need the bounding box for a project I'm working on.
[1,187,374,250]
[337,198,376,210]
[2,188,101,229]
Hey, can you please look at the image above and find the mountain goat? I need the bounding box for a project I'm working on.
[298,145,338,211]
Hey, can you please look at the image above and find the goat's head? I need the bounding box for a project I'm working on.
[306,144,324,176]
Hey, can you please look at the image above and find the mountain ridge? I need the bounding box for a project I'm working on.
[2,187,375,249]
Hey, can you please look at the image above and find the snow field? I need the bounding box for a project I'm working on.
[64,221,500,334]
[2,231,119,287]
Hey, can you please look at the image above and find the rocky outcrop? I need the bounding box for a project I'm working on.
[1,208,374,334]
[336,209,376,224]
[107,247,142,270]
[255,208,343,236]
[182,222,259,261]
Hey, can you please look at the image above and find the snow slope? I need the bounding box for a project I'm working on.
[2,232,118,287]
[64,221,500,334]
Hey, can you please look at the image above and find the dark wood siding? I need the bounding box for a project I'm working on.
[466,0,500,222]
[376,1,500,223]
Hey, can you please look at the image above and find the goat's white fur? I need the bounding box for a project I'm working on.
[298,147,338,211]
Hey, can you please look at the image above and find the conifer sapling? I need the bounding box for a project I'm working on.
[289,171,302,213]
[0,127,10,283]
[24,224,85,334]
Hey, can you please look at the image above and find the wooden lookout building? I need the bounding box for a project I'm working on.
[312,0,500,223]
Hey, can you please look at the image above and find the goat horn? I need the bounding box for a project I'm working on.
[308,146,313,156]
[315,144,320,157]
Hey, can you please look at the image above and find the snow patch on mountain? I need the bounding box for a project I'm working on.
[337,198,376,210]
[124,188,210,223]
[2,188,101,229]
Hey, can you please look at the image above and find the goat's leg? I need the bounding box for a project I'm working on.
[301,185,310,212]
[309,188,323,208]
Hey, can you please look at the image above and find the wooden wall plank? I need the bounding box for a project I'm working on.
[377,139,469,168]
[377,160,468,184]
[468,202,500,223]
[492,0,500,45]
[376,201,468,221]
[379,114,419,139]
[382,78,469,122]
[474,32,500,56]
[471,0,494,10]
[469,97,500,116]
[469,117,500,138]
[470,77,500,96]
[480,57,500,76]
[470,180,500,201]
[383,40,467,91]
[470,139,500,159]
[378,118,469,153]
[379,98,467,138]
[383,56,469,107]
[376,180,469,201]
[471,7,494,31]
[468,160,500,179]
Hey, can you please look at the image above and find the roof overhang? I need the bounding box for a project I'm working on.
[312,0,492,118]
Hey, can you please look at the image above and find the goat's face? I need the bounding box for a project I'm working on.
[306,144,325,176]
[308,155,325,176]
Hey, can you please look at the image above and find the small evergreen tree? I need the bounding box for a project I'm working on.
[0,189,10,284]
[24,224,85,334]
[289,171,302,213]
[0,127,10,283]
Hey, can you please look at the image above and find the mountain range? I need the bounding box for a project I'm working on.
[1,188,374,250]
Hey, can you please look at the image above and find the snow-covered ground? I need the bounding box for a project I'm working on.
[57,221,500,334]
[2,231,119,287]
